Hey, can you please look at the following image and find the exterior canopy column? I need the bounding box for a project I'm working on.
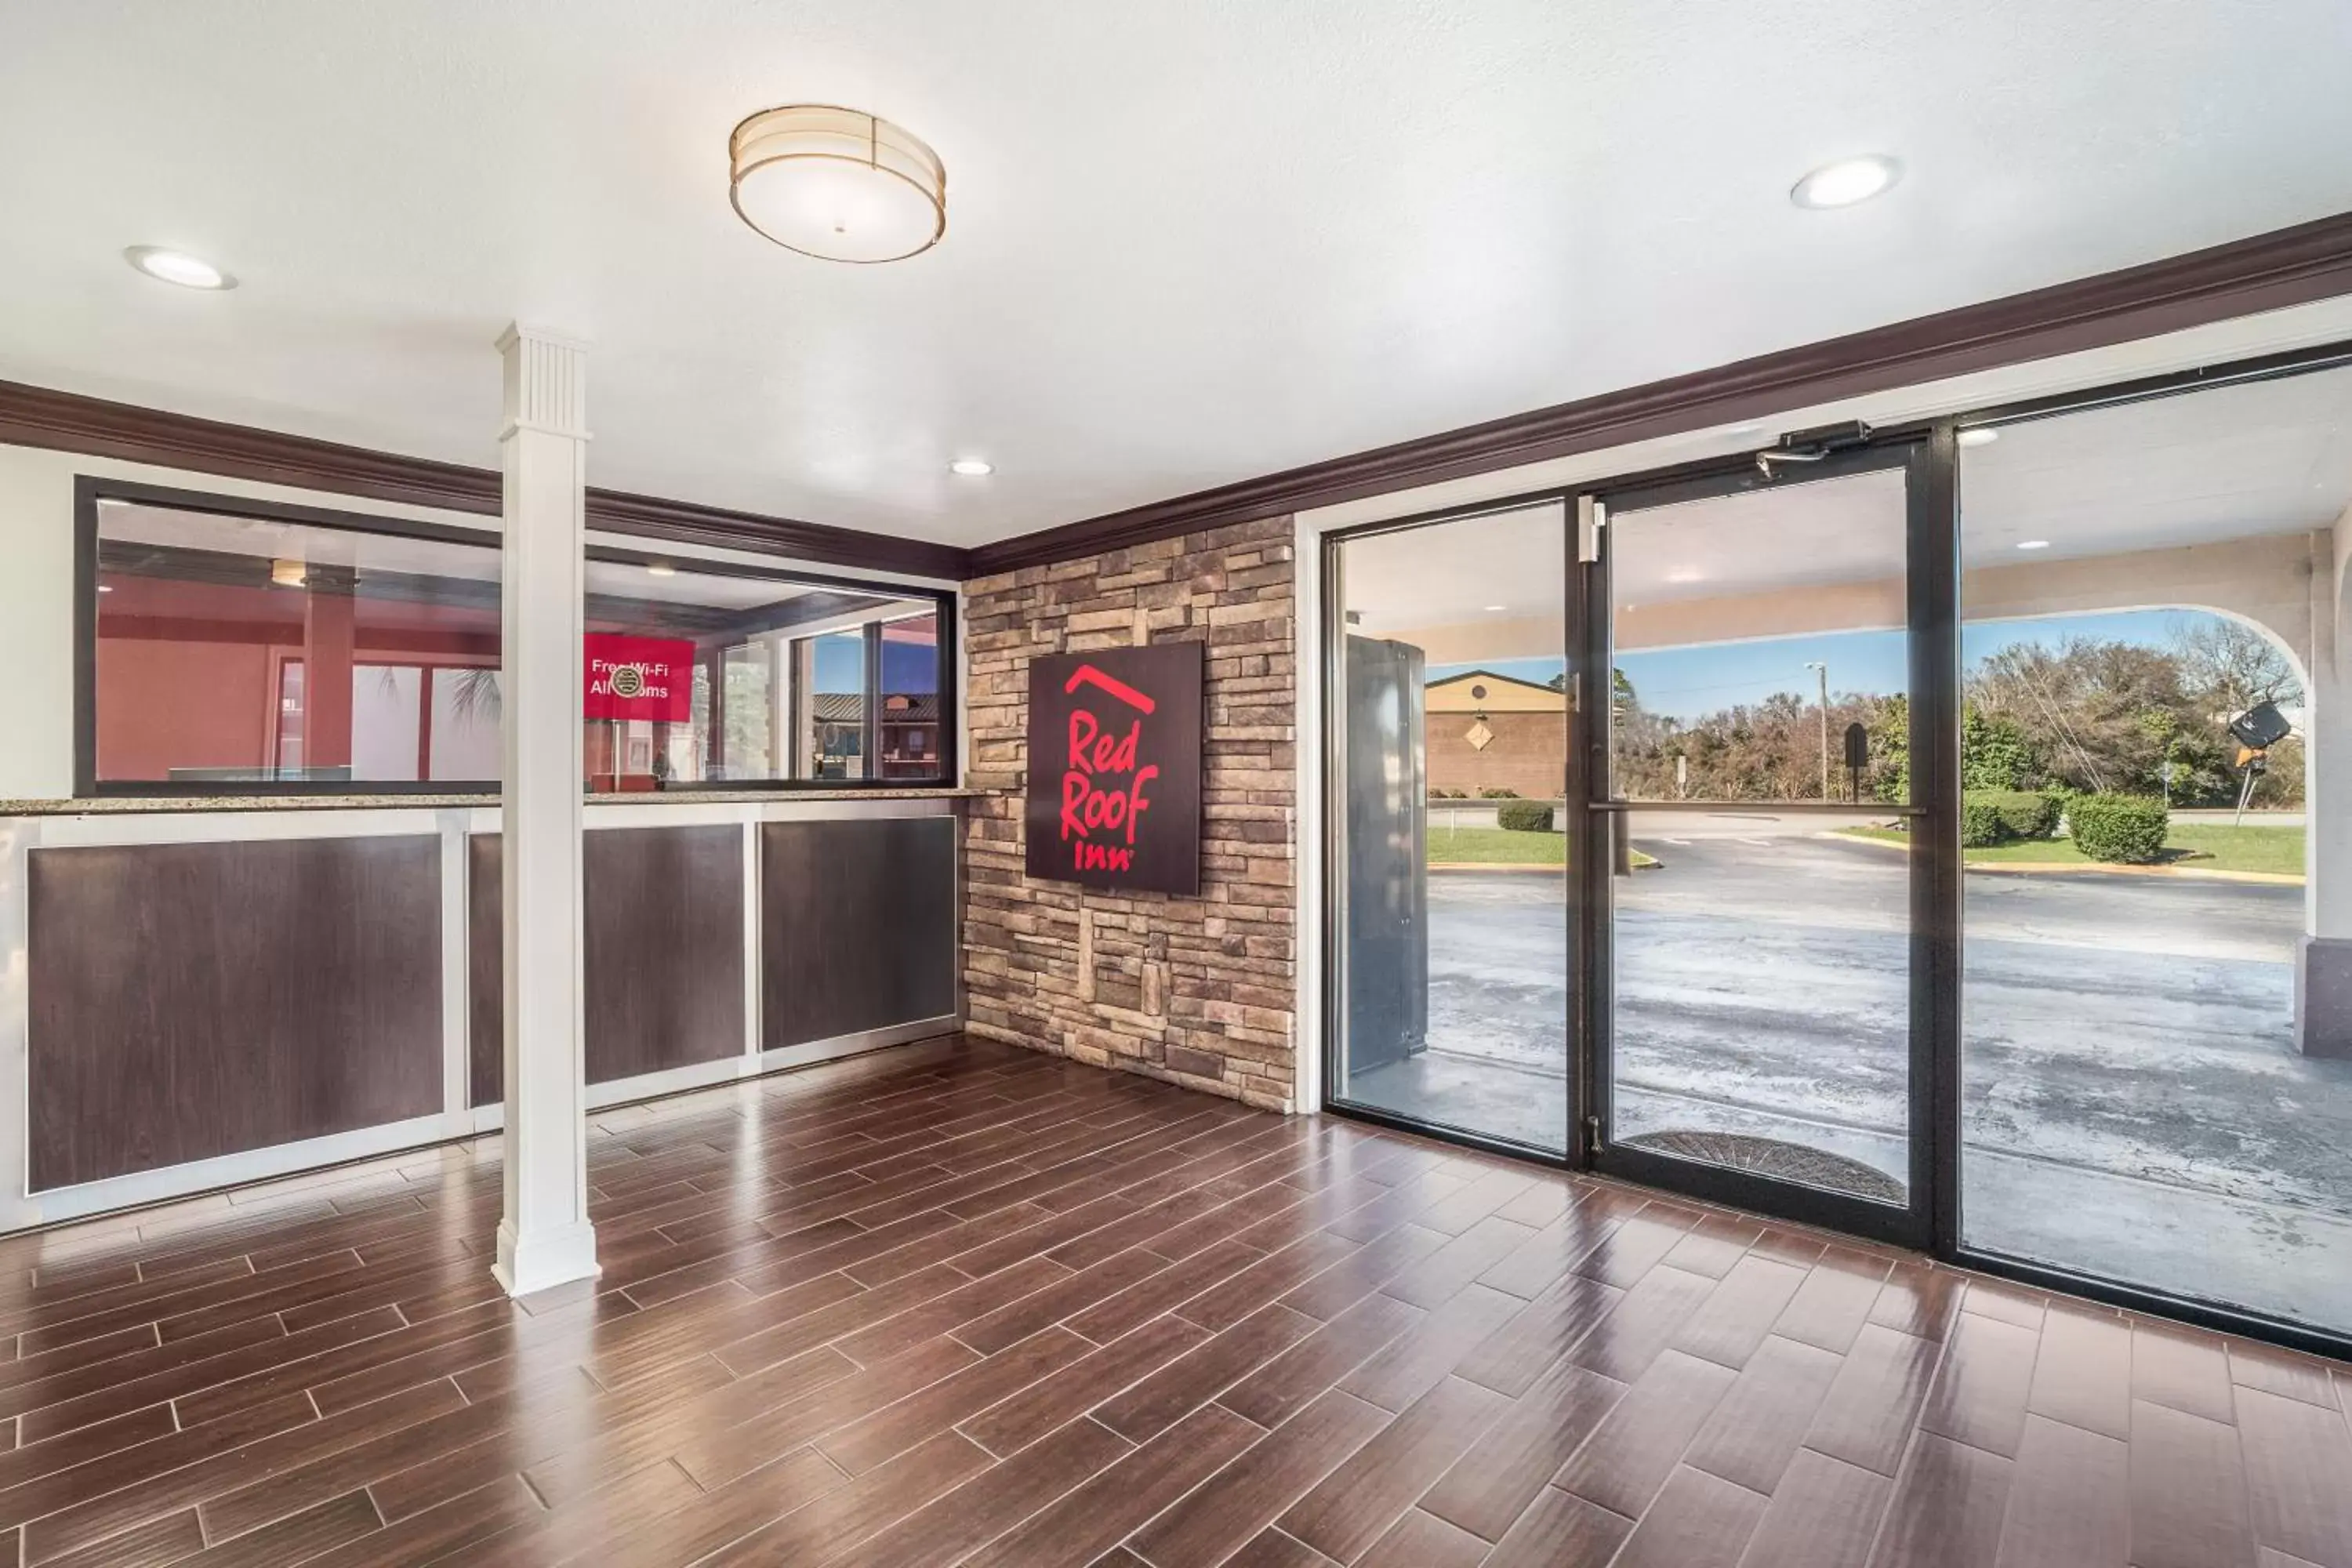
[2299,512,2352,1057]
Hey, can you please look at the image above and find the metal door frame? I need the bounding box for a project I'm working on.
[1571,434,1951,1250]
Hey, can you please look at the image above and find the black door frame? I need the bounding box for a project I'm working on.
[1572,434,1952,1252]
[1318,336,2352,1359]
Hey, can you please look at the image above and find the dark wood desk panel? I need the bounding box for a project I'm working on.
[466,833,502,1109]
[470,825,746,1102]
[761,815,956,1050]
[27,835,443,1190]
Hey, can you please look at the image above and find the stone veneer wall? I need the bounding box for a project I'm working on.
[961,514,1299,1111]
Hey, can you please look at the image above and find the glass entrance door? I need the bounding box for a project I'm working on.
[1580,442,1940,1243]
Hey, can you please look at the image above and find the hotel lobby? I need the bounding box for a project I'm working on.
[5,4,2352,1564]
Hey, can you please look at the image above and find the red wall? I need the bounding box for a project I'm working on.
[96,637,282,781]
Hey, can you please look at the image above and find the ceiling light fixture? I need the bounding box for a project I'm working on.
[949,458,994,477]
[1789,155,1903,210]
[2016,539,2051,550]
[645,562,677,578]
[125,245,235,289]
[729,104,946,263]
[270,558,307,588]
[1957,427,2000,448]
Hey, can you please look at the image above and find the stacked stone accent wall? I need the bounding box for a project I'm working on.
[961,515,1298,1111]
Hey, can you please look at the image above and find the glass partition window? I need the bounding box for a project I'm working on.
[580,559,946,789]
[1328,504,1570,1154]
[92,499,503,786]
[86,490,953,793]
[1957,365,2352,1331]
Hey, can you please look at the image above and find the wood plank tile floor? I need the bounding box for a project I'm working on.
[2,1033,2349,1567]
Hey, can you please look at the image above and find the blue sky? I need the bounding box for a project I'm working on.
[1428,608,2201,720]
[811,630,938,695]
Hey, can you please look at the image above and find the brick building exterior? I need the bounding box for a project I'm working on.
[960,515,1298,1111]
[1425,669,1568,798]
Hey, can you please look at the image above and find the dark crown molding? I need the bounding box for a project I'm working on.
[965,208,2352,576]
[0,379,972,581]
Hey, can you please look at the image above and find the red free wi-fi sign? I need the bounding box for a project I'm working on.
[1023,643,1203,895]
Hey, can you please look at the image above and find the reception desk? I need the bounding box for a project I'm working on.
[0,790,975,1232]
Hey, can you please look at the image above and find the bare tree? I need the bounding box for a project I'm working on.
[2169,615,2299,716]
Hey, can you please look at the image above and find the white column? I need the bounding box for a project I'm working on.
[492,324,599,1295]
[2299,515,2352,1057]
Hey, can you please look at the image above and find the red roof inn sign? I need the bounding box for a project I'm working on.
[1024,644,1204,896]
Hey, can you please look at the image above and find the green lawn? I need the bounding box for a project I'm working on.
[1841,822,2304,877]
[1428,826,1564,865]
[1425,826,1659,869]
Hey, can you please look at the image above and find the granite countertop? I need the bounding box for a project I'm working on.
[0,787,1000,817]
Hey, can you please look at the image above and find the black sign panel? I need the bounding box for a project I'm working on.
[2229,701,2292,752]
[1023,643,1204,895]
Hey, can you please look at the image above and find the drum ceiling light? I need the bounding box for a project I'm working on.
[728,104,946,263]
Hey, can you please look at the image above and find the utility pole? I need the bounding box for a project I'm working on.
[1805,661,1829,800]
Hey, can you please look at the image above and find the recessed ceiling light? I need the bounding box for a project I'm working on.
[2016,539,2051,550]
[125,245,235,290]
[96,584,114,593]
[1483,604,1508,613]
[1789,155,1903,210]
[1958,428,2000,448]
[645,562,677,577]
[949,459,994,477]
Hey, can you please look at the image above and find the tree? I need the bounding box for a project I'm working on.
[2171,615,2299,714]
[1869,694,1910,802]
[1960,707,2040,792]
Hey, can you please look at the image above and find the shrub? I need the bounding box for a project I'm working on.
[1961,795,2009,848]
[1982,789,2059,840]
[2068,793,2169,864]
[1479,787,1519,799]
[1496,800,1555,833]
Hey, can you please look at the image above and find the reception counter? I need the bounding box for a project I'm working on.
[0,790,981,1232]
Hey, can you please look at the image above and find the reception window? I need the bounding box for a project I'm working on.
[579,554,949,788]
[81,482,956,793]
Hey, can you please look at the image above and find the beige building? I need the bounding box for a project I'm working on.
[1425,669,1566,797]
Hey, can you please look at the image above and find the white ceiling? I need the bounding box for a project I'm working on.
[7,2,2352,548]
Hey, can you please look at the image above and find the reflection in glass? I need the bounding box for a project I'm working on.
[1330,505,1569,1153]
[1957,365,2352,1332]
[1605,468,1912,1203]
